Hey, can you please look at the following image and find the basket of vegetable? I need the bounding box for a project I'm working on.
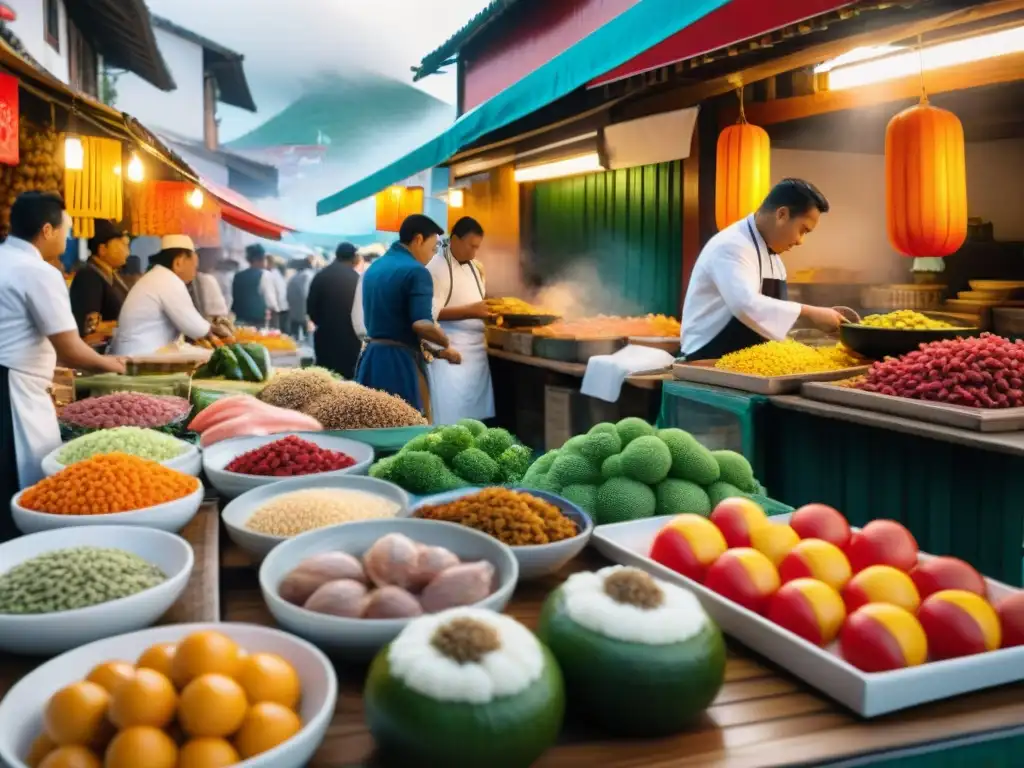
[193,342,274,383]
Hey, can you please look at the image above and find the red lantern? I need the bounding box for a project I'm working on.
[0,72,18,166]
[375,186,424,232]
[885,98,967,257]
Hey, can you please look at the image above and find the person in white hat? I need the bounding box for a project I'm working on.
[111,235,232,355]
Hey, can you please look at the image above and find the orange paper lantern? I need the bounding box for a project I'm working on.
[716,121,770,231]
[885,99,967,257]
[128,181,221,247]
[375,186,424,232]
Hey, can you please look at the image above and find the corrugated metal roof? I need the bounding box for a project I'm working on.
[413,0,525,81]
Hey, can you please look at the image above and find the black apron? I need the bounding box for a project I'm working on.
[0,364,20,542]
[686,220,790,362]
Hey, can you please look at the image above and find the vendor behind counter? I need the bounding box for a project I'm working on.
[68,219,131,337]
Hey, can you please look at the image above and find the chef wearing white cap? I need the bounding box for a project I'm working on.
[111,235,231,355]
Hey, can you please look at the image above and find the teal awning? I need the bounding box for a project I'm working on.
[316,0,728,216]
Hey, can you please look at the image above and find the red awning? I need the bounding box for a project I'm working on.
[589,0,856,87]
[199,176,294,241]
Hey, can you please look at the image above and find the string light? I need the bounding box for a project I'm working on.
[186,186,204,209]
[126,152,144,182]
[63,135,84,170]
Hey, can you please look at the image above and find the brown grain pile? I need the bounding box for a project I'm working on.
[414,488,578,546]
[301,381,427,430]
[259,367,338,411]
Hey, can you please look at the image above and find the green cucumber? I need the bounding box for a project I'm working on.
[536,588,725,737]
[364,643,564,768]
[230,344,264,383]
[241,343,274,381]
[213,346,240,379]
[191,388,230,413]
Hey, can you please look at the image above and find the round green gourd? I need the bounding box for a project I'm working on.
[537,577,726,737]
[364,640,564,768]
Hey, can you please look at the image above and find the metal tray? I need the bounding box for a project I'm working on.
[504,331,535,357]
[494,313,560,329]
[592,514,1024,718]
[801,381,1024,432]
[533,336,626,364]
[672,360,870,395]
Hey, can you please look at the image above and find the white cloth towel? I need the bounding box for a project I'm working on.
[581,345,675,403]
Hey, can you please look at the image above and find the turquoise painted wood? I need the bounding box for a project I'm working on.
[531,162,683,316]
[823,732,1024,766]
[764,406,1024,587]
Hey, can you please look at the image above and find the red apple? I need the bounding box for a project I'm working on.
[789,504,851,549]
[998,592,1024,648]
[910,557,987,601]
[846,520,919,574]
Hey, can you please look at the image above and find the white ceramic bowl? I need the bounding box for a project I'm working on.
[41,438,202,478]
[409,487,594,580]
[222,475,410,561]
[0,526,193,655]
[260,517,518,659]
[203,432,375,498]
[0,622,337,768]
[11,483,204,535]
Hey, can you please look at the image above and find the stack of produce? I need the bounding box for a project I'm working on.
[858,333,1024,408]
[0,120,63,237]
[233,327,298,353]
[649,500,1024,672]
[519,418,762,525]
[277,532,497,619]
[534,314,681,339]
[486,297,555,317]
[244,488,400,538]
[225,435,355,477]
[857,310,954,329]
[0,547,165,614]
[187,395,322,447]
[25,629,305,766]
[193,343,274,383]
[57,428,186,465]
[413,488,579,546]
[369,421,532,495]
[59,393,191,431]
[20,453,199,515]
[259,368,427,430]
[714,339,863,376]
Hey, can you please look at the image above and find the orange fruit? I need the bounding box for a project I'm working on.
[136,643,176,680]
[178,674,248,738]
[85,661,135,694]
[236,653,301,709]
[108,668,177,729]
[171,631,241,689]
[44,681,110,747]
[178,737,241,768]
[233,702,302,758]
[103,726,177,768]
[38,746,101,768]
[26,732,56,767]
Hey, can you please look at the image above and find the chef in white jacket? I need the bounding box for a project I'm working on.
[0,191,124,540]
[682,178,844,360]
[112,235,230,355]
[425,217,495,425]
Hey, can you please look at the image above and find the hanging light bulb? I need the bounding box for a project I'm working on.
[113,164,122,176]
[187,186,204,209]
[64,135,84,171]
[126,153,144,183]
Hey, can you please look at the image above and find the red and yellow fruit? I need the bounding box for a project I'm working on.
[910,557,987,600]
[779,539,852,592]
[841,565,921,614]
[749,522,800,567]
[709,497,767,548]
[790,504,851,550]
[846,520,918,573]
[839,603,928,672]
[649,514,728,583]
[704,547,780,614]
[917,589,1000,660]
[996,592,1024,648]
[767,578,846,647]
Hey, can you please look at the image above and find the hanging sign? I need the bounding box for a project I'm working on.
[0,73,19,166]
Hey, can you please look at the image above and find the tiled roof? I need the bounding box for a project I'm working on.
[413,0,524,81]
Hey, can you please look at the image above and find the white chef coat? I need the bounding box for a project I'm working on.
[270,269,289,312]
[0,237,77,487]
[351,276,366,339]
[425,247,495,425]
[196,272,229,317]
[681,215,802,356]
[111,265,211,355]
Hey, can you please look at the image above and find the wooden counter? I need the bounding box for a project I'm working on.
[221,543,1024,767]
[487,348,669,390]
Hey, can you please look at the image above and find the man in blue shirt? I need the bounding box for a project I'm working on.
[356,214,460,417]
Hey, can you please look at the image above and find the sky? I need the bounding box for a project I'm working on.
[146,0,492,141]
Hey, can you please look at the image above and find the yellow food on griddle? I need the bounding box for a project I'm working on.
[486,297,553,316]
[859,310,954,330]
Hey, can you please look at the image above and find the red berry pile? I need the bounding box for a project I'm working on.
[225,435,357,476]
[859,333,1024,408]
